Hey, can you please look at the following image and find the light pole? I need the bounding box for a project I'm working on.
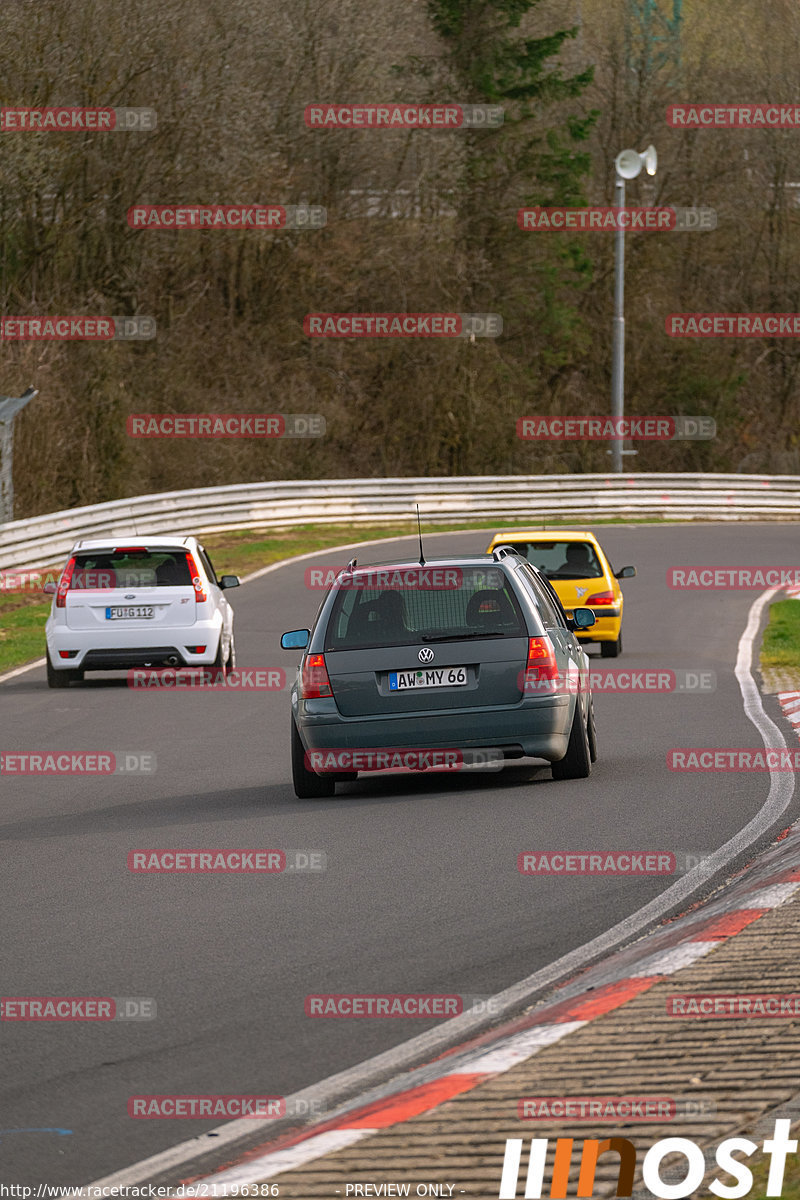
[610,144,657,473]
[0,387,38,525]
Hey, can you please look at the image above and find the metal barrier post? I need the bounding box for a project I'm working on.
[0,387,38,524]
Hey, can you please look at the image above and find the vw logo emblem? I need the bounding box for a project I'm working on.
[418,647,434,664]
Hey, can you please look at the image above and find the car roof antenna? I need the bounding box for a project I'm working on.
[416,504,426,567]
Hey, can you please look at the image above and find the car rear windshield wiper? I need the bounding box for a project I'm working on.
[420,631,508,642]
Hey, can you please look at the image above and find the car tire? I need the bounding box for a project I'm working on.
[600,635,622,658]
[214,633,234,677]
[587,699,598,763]
[46,649,80,688]
[551,701,592,780]
[291,719,335,799]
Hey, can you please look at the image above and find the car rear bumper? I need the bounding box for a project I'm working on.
[295,696,573,762]
[45,616,223,669]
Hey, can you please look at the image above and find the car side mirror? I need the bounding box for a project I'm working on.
[43,582,57,595]
[219,575,240,590]
[281,628,310,650]
[615,566,636,579]
[568,607,596,630]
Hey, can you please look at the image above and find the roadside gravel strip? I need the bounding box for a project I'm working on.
[84,569,795,1190]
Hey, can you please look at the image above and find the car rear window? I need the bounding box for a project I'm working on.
[503,541,603,581]
[324,565,528,649]
[69,550,194,590]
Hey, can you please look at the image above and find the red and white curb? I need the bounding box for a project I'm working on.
[777,690,800,728]
[184,863,800,1188]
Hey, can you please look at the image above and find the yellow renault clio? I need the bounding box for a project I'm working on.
[485,531,635,657]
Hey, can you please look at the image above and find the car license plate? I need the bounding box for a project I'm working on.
[389,666,468,690]
[106,606,154,620]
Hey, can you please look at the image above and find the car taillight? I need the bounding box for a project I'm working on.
[184,553,207,602]
[585,591,615,605]
[522,636,559,693]
[55,557,76,608]
[300,653,332,699]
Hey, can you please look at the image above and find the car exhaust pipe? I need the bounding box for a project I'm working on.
[165,655,179,666]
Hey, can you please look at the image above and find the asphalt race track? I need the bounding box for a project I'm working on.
[2,523,797,1184]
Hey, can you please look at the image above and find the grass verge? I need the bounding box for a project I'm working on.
[761,598,800,669]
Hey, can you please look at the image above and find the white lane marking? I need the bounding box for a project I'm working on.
[739,882,800,909]
[629,941,717,978]
[199,1128,371,1187]
[448,1021,585,1076]
[86,584,797,1188]
[0,657,46,685]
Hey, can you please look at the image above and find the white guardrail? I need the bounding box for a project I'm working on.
[1,473,799,571]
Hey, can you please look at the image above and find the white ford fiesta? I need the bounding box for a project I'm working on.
[44,536,239,687]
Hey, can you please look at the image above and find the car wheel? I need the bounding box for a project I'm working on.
[551,701,591,780]
[600,634,622,658]
[227,633,236,672]
[587,699,598,763]
[213,634,230,677]
[46,649,79,688]
[291,719,335,799]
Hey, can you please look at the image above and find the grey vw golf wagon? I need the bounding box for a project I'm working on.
[281,547,597,798]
